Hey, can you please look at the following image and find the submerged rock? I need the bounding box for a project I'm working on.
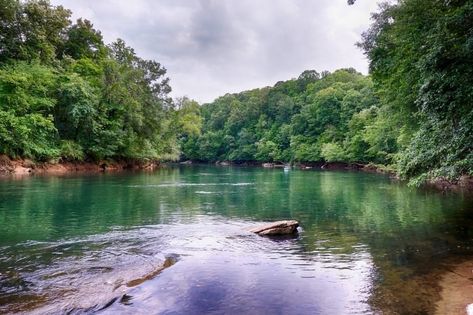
[249,220,299,236]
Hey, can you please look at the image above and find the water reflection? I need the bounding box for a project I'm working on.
[101,219,373,315]
[0,166,472,314]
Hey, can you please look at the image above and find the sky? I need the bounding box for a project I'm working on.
[51,0,380,103]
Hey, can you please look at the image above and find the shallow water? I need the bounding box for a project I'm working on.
[0,166,473,314]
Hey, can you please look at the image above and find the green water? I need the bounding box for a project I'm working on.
[0,166,472,314]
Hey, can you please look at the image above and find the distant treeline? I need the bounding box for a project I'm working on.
[1,0,472,185]
[181,0,473,185]
[181,69,388,166]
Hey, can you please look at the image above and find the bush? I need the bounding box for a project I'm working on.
[59,140,84,161]
[321,142,346,162]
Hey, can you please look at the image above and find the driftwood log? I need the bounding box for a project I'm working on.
[249,220,299,236]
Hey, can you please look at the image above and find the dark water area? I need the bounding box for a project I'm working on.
[1,166,473,314]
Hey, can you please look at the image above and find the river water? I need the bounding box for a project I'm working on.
[0,166,472,314]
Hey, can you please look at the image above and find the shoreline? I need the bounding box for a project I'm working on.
[436,260,473,315]
[185,160,395,174]
[0,155,160,177]
[1,156,472,313]
[1,155,471,192]
[183,160,473,192]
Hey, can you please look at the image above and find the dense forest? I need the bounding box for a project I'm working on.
[181,0,473,186]
[181,69,384,165]
[0,0,472,186]
[0,0,197,162]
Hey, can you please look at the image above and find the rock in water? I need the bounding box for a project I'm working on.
[249,220,299,236]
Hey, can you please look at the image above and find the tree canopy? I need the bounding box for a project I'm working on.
[180,68,390,165]
[1,0,471,186]
[0,0,188,162]
[359,0,473,184]
[179,0,473,185]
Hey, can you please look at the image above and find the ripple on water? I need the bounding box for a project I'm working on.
[195,191,220,195]
[0,217,375,314]
[0,228,178,314]
[128,182,254,188]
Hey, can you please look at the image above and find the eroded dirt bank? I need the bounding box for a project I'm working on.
[0,155,159,176]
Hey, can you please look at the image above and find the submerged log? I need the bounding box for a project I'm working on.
[249,220,299,236]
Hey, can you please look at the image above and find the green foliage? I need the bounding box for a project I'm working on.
[290,136,321,162]
[60,18,106,60]
[0,0,71,63]
[182,69,386,164]
[175,97,202,137]
[361,0,473,184]
[321,143,346,162]
[0,62,59,159]
[1,0,470,186]
[55,72,98,143]
[0,62,57,113]
[0,0,176,162]
[0,110,59,160]
[59,140,84,161]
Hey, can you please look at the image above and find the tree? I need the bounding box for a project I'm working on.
[181,69,383,165]
[0,0,71,63]
[0,0,178,162]
[60,18,105,60]
[0,62,59,159]
[360,0,473,183]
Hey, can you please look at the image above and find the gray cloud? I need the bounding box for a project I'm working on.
[52,0,379,103]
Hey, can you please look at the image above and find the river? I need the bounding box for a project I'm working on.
[0,166,472,314]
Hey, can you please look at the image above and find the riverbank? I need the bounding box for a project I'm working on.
[182,160,473,192]
[2,155,471,192]
[436,260,473,315]
[183,160,398,178]
[426,176,473,192]
[0,164,472,313]
[0,155,160,176]
[184,160,393,173]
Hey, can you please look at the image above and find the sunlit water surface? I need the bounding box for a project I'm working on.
[1,166,473,314]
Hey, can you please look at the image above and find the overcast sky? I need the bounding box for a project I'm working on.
[51,0,379,103]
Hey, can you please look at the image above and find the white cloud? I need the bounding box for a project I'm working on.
[52,0,379,103]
